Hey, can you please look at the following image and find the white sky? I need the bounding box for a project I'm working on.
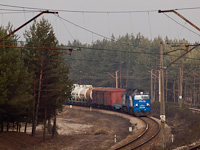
[1,0,200,44]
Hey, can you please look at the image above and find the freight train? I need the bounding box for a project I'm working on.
[67,84,151,116]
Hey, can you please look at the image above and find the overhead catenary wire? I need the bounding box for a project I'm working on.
[0,3,158,14]
[56,14,154,51]
[1,38,200,61]
[0,10,40,14]
[177,21,187,39]
[1,4,200,83]
[55,14,200,61]
[2,3,200,13]
[129,12,134,34]
[148,12,152,40]
[0,7,40,14]
[1,3,200,40]
[82,12,88,44]
[55,14,112,41]
[163,13,200,37]
[60,18,75,40]
[1,3,200,62]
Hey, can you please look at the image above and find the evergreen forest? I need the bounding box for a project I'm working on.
[0,18,200,138]
[65,34,200,105]
[0,18,72,138]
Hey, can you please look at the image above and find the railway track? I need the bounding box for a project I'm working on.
[189,107,200,113]
[189,144,200,150]
[115,117,160,150]
[66,104,161,149]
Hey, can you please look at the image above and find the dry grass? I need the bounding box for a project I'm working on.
[151,102,200,149]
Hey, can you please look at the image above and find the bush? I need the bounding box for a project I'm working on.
[151,102,200,149]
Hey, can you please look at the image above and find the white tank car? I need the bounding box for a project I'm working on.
[71,84,93,103]
[73,86,82,101]
[71,84,79,99]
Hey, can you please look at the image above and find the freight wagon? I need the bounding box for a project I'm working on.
[69,84,151,116]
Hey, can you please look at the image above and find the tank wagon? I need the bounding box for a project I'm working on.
[70,84,93,105]
[69,84,151,116]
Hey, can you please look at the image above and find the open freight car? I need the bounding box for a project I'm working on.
[91,88,125,109]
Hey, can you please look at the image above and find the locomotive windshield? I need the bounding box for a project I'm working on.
[134,95,149,100]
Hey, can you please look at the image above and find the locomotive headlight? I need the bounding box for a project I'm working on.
[146,103,150,106]
[135,103,138,107]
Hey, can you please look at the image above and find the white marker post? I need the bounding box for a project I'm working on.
[114,134,117,143]
[129,127,133,132]
[70,105,72,108]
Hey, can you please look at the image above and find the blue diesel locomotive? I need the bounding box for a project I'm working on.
[119,89,151,116]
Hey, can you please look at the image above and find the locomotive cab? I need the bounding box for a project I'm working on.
[133,92,151,116]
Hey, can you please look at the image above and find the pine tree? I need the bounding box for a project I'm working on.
[24,18,72,137]
[0,24,32,132]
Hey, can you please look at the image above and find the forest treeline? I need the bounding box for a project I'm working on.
[0,18,72,138]
[0,18,200,138]
[65,33,200,105]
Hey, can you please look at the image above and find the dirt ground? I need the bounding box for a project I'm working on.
[0,106,138,150]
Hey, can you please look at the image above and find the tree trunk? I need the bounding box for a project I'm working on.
[32,73,36,136]
[173,81,175,103]
[165,70,168,102]
[32,101,36,136]
[19,122,21,132]
[43,107,47,140]
[7,118,9,132]
[177,73,180,104]
[1,121,3,132]
[126,64,129,89]
[48,118,51,134]
[52,112,56,137]
[153,68,157,101]
[33,56,44,136]
[24,121,27,133]
[12,121,15,131]
[17,121,19,132]
[52,97,60,137]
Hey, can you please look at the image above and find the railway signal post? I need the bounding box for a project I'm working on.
[160,41,166,149]
[158,9,200,149]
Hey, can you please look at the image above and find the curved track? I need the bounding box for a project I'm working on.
[114,117,160,150]
[66,104,161,149]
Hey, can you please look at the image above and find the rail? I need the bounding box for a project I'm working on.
[115,117,149,150]
[189,143,200,150]
[130,117,160,149]
[189,108,200,113]
[66,103,160,150]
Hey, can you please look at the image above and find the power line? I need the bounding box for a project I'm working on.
[0,3,44,11]
[0,9,39,14]
[56,15,112,40]
[0,3,158,14]
[163,13,200,37]
[175,6,200,11]
[1,3,200,14]
[1,3,200,41]
[0,8,33,11]
[2,38,200,61]
[52,9,157,14]
[59,17,75,40]
[57,13,200,55]
[0,7,199,61]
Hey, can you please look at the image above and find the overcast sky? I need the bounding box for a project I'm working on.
[1,0,200,44]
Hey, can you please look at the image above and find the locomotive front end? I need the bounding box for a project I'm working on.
[133,92,151,116]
